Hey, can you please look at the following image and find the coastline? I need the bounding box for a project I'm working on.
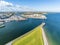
[5,23,44,45]
[5,23,48,45]
[41,23,48,45]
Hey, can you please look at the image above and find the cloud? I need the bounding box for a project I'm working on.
[0,1,13,7]
[0,0,36,12]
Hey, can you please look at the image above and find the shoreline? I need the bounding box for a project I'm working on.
[5,23,48,45]
[41,23,48,45]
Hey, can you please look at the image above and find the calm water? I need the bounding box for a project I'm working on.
[0,18,43,45]
[0,13,60,45]
[44,13,60,45]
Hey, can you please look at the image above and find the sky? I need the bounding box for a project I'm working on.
[0,0,60,12]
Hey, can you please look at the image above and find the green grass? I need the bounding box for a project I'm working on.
[12,25,44,45]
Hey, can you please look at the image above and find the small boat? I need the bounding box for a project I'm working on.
[0,24,5,28]
[0,22,5,28]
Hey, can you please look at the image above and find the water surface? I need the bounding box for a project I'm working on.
[44,13,60,45]
[0,18,43,45]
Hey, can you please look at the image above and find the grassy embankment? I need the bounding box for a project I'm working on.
[12,25,44,45]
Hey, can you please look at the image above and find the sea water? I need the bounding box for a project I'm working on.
[0,18,43,45]
[44,13,60,45]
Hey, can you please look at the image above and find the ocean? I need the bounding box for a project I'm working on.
[44,13,60,45]
[0,13,60,45]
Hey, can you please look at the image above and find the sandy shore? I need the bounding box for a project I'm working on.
[40,23,48,45]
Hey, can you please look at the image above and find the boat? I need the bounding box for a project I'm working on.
[0,21,5,28]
